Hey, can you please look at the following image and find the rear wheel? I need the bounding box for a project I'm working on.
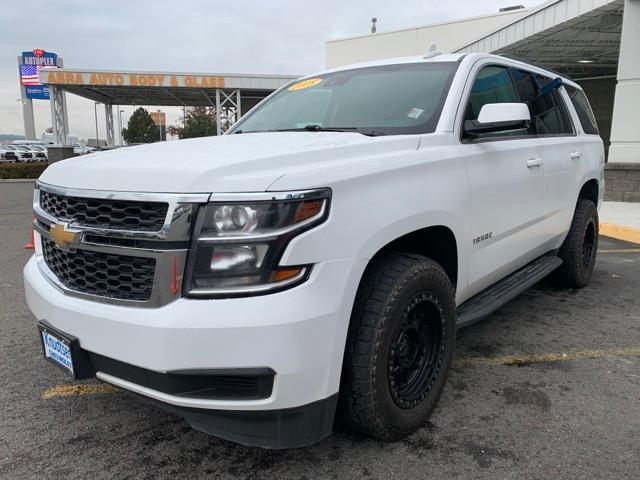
[338,253,456,440]
[555,199,598,288]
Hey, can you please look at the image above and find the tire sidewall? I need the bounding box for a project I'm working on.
[573,202,599,285]
[373,263,456,433]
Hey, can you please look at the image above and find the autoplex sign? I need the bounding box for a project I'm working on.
[20,49,58,100]
[41,70,225,89]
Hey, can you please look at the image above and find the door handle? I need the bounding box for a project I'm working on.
[526,157,543,168]
[570,151,582,160]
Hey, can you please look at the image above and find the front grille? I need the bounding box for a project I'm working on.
[41,238,156,301]
[40,190,169,231]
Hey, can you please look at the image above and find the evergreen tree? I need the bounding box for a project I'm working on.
[122,108,157,144]
[169,107,217,139]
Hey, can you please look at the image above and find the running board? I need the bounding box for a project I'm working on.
[456,255,563,328]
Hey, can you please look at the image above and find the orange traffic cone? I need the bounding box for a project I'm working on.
[24,221,35,250]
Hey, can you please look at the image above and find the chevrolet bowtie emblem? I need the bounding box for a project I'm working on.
[49,223,80,248]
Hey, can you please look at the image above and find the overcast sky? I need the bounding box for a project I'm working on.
[1,0,544,141]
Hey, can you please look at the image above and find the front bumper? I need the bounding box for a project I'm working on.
[36,318,336,448]
[24,254,364,412]
[25,253,365,446]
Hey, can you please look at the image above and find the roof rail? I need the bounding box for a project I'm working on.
[502,55,573,80]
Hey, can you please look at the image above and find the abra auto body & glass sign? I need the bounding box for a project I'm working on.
[42,70,225,89]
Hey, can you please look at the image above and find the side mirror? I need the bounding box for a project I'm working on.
[464,103,531,137]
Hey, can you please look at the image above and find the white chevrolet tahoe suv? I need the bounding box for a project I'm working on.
[24,53,604,448]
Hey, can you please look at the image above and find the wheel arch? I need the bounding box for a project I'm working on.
[578,178,599,206]
[363,225,459,288]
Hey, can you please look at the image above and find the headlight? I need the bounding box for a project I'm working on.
[185,188,331,297]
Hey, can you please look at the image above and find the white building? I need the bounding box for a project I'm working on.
[327,0,640,201]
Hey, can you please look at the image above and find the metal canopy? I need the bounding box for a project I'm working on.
[39,69,298,146]
[456,0,623,79]
[39,69,297,104]
[57,84,277,107]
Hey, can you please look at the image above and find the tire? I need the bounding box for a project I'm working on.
[337,253,456,440]
[555,199,598,288]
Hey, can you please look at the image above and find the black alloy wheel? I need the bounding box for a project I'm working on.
[338,253,456,440]
[388,292,444,409]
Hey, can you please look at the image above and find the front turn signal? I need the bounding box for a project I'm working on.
[269,267,304,283]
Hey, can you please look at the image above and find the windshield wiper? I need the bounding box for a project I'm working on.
[271,125,381,136]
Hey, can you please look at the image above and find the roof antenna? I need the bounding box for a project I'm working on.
[423,43,441,59]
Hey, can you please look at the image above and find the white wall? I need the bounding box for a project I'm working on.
[325,9,529,68]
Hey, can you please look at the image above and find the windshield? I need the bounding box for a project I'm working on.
[233,62,459,136]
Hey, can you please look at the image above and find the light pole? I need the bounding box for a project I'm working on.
[16,98,27,128]
[118,109,124,146]
[94,102,100,149]
[157,109,163,141]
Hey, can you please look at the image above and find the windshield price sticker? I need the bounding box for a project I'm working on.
[407,107,425,119]
[288,78,322,91]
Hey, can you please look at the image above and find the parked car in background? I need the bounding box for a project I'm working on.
[27,146,48,161]
[12,145,35,162]
[0,145,19,162]
[73,142,95,156]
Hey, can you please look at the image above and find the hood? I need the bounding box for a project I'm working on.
[39,132,420,193]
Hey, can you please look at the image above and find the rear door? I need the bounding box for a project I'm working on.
[511,69,580,243]
[459,63,548,297]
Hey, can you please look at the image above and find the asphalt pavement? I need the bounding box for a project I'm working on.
[1,181,639,479]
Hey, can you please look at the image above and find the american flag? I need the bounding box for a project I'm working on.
[20,65,41,86]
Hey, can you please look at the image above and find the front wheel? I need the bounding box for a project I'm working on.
[338,253,456,440]
[555,199,599,288]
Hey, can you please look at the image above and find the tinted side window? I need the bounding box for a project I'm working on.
[464,66,524,139]
[511,69,572,136]
[565,85,599,135]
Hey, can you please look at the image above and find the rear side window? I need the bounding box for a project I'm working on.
[511,69,573,136]
[565,85,599,135]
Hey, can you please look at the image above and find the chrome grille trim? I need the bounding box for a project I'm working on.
[40,189,170,231]
[35,182,210,241]
[33,181,210,307]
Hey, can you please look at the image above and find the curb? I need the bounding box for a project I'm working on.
[0,179,37,183]
[600,223,640,245]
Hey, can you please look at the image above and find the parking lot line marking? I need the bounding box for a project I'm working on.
[598,248,640,253]
[455,346,640,368]
[42,383,118,399]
